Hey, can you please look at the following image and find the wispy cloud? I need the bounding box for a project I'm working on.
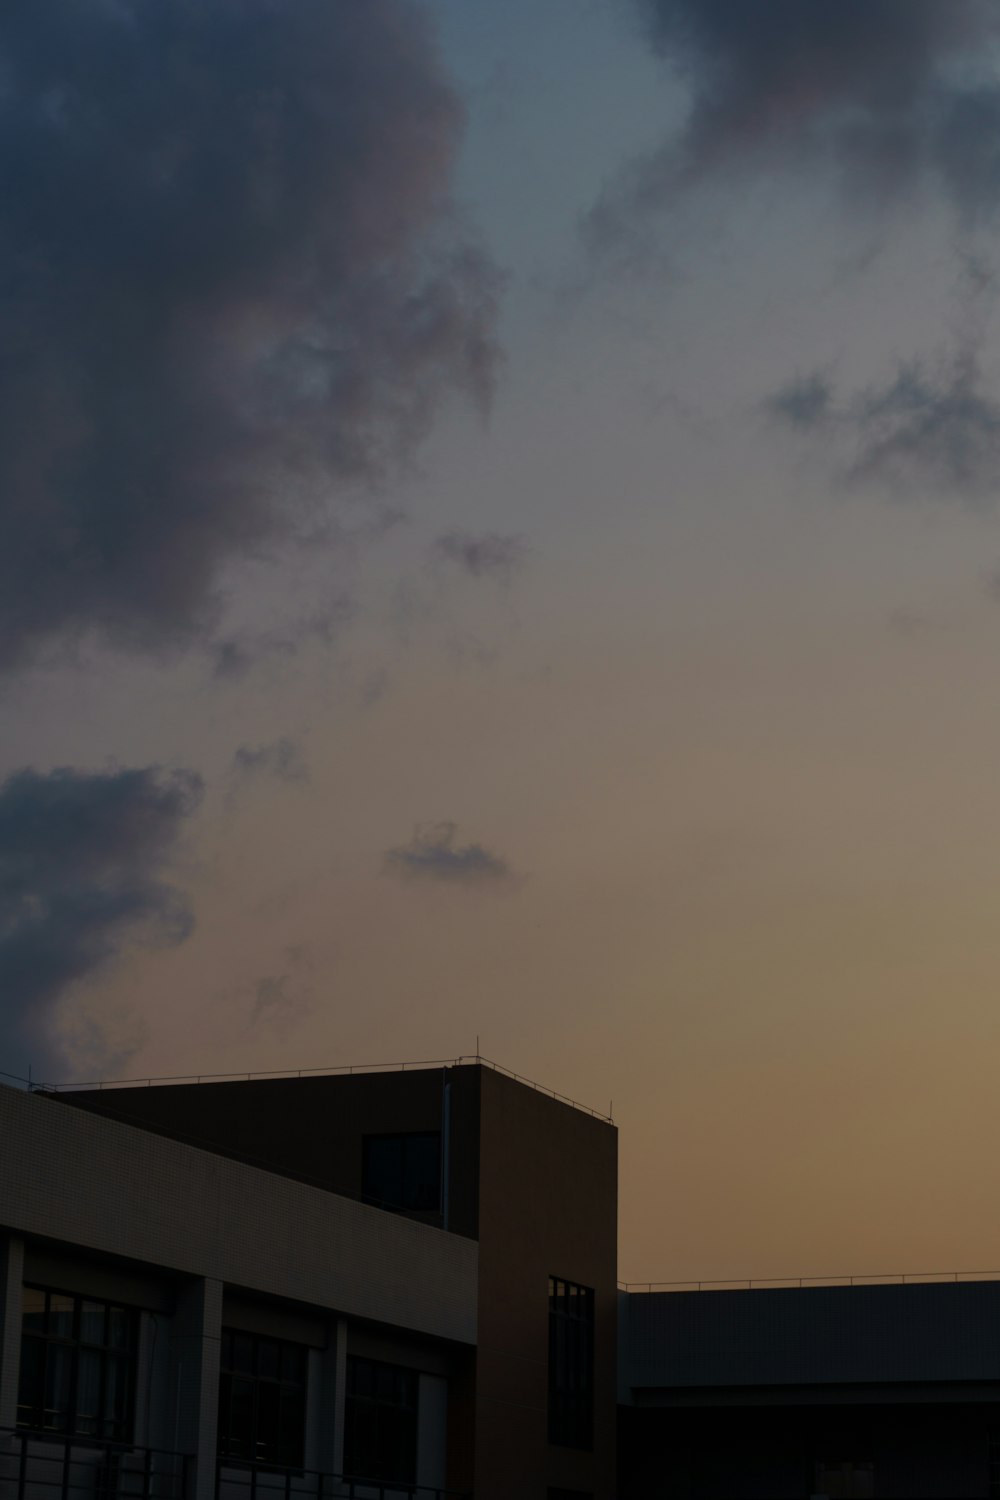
[383,822,518,890]
[232,738,309,786]
[212,598,354,682]
[0,765,203,1081]
[768,348,1000,503]
[433,531,528,585]
[249,945,315,1038]
[0,0,500,674]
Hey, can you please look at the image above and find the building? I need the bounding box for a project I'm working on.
[619,1279,1000,1499]
[0,1061,617,1500]
[4,1058,1000,1500]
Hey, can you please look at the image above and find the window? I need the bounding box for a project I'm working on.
[814,1460,875,1499]
[362,1133,441,1214]
[548,1277,594,1451]
[344,1356,418,1486]
[17,1286,136,1441]
[218,1331,307,1469]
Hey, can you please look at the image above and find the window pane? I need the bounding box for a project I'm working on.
[227,1378,256,1460]
[345,1401,377,1478]
[278,1388,306,1467]
[348,1357,371,1399]
[217,1332,307,1468]
[22,1289,47,1335]
[231,1334,254,1375]
[49,1295,74,1340]
[363,1133,441,1212]
[76,1348,102,1432]
[18,1289,135,1442]
[107,1307,131,1351]
[44,1342,72,1430]
[362,1136,403,1209]
[548,1276,594,1451]
[344,1359,417,1485]
[103,1353,130,1437]
[403,1134,441,1211]
[281,1343,305,1385]
[80,1301,105,1346]
[257,1338,279,1381]
[17,1334,45,1427]
[255,1380,279,1461]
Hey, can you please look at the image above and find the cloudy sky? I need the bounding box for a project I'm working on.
[6,0,1000,1282]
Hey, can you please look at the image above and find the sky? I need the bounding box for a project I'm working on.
[5,0,1000,1283]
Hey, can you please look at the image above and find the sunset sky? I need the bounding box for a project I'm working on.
[5,0,1000,1284]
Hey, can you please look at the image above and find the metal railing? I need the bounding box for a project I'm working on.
[620,1269,1000,1292]
[9,1054,613,1124]
[0,1429,189,1500]
[216,1459,469,1500]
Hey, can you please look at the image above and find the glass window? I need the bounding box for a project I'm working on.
[814,1461,875,1499]
[218,1329,307,1469]
[548,1276,594,1451]
[344,1356,418,1485]
[17,1286,136,1441]
[362,1133,441,1213]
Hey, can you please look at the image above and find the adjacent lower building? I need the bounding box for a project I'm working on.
[619,1279,1000,1499]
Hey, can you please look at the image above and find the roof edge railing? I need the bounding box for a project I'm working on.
[1,1056,614,1123]
[619,1270,1000,1292]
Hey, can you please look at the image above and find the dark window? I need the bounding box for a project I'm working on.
[17,1286,136,1441]
[344,1356,418,1485]
[548,1276,594,1451]
[362,1133,441,1213]
[814,1461,875,1499]
[218,1330,307,1469]
[548,1491,593,1500]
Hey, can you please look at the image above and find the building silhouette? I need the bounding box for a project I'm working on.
[1,1061,999,1499]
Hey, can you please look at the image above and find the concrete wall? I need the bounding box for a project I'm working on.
[474,1068,618,1500]
[0,1083,477,1347]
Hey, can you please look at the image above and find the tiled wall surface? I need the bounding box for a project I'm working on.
[0,1083,477,1346]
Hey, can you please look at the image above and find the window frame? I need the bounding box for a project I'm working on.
[217,1329,309,1471]
[813,1459,876,1499]
[343,1355,419,1486]
[361,1131,442,1215]
[547,1275,595,1452]
[17,1284,138,1443]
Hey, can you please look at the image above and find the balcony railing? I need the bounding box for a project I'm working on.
[0,1429,189,1500]
[216,1460,469,1500]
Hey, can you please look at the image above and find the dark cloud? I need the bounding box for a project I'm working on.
[232,738,309,785]
[598,1,1000,233]
[0,765,203,1081]
[383,822,517,889]
[935,85,1000,223]
[433,531,528,585]
[0,0,500,674]
[766,372,834,431]
[768,349,1000,502]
